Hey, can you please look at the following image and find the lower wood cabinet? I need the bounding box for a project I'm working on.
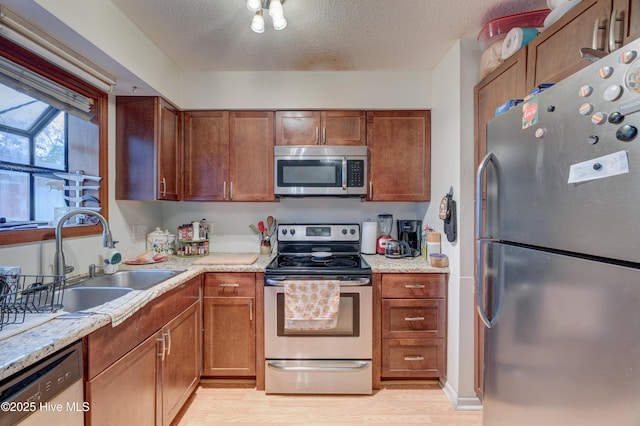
[378,273,447,382]
[202,273,256,377]
[84,277,200,425]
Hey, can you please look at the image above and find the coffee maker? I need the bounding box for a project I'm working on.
[397,219,422,256]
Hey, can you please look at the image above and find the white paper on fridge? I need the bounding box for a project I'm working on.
[567,150,629,184]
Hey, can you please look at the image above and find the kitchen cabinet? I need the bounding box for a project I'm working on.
[613,0,640,45]
[202,273,256,377]
[474,49,527,170]
[116,96,181,201]
[366,110,431,201]
[526,0,615,90]
[378,273,447,382]
[84,277,200,425]
[183,111,274,201]
[275,110,366,145]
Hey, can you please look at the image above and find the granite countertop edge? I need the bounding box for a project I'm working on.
[0,252,448,381]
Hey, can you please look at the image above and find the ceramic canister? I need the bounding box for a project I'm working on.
[147,227,170,255]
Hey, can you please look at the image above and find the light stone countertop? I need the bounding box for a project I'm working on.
[0,252,448,382]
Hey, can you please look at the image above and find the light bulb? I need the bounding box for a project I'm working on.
[251,10,265,33]
[247,0,261,12]
[273,15,287,30]
[269,0,284,19]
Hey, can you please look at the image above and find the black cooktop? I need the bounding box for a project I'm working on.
[265,253,371,275]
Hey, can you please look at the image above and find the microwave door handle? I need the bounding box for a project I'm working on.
[342,157,347,190]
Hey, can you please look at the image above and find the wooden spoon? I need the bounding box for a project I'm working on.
[267,216,274,234]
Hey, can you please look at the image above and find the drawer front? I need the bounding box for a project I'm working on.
[381,273,446,298]
[382,338,444,379]
[382,299,444,339]
[204,272,255,297]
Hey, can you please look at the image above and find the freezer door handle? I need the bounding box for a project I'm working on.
[475,240,497,329]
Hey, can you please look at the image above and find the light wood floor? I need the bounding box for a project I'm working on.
[174,384,483,425]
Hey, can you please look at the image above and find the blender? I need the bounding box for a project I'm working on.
[376,213,393,254]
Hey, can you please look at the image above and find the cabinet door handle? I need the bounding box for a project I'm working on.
[161,177,167,197]
[404,356,425,362]
[230,182,233,200]
[223,181,227,200]
[369,181,373,198]
[249,299,253,321]
[404,316,425,321]
[405,284,425,289]
[219,283,240,287]
[157,335,166,361]
[609,9,623,52]
[592,18,606,51]
[165,329,171,356]
[315,126,319,144]
[322,126,327,144]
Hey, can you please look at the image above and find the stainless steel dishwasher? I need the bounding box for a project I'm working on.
[0,341,85,426]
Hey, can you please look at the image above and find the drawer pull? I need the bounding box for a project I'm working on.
[219,283,240,287]
[404,284,425,289]
[404,316,425,321]
[404,356,425,362]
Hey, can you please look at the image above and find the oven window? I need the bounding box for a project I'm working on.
[277,160,341,187]
[276,292,360,337]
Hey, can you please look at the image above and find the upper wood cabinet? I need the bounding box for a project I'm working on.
[366,110,431,201]
[183,111,274,201]
[526,0,612,90]
[230,111,275,201]
[613,0,640,45]
[116,96,181,201]
[475,49,528,170]
[275,110,366,145]
[183,111,229,201]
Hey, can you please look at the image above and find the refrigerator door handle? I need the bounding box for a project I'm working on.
[476,152,498,328]
[475,151,495,240]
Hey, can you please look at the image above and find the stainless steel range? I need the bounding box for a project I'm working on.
[264,223,373,394]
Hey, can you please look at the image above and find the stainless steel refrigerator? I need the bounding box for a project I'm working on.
[476,39,640,425]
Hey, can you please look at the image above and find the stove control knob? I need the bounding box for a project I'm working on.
[350,228,356,235]
[290,229,296,236]
[341,228,347,235]
[282,229,287,235]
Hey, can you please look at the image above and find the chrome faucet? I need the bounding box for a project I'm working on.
[54,209,116,277]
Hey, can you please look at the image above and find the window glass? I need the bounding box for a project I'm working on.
[34,111,65,170]
[0,131,29,164]
[0,170,29,221]
[0,84,50,131]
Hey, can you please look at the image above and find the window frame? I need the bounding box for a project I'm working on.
[0,37,108,247]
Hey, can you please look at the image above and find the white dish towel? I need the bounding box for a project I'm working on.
[284,280,340,330]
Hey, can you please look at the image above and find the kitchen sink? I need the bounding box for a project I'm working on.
[62,287,133,313]
[69,269,185,291]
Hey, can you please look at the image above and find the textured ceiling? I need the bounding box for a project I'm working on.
[111,0,548,72]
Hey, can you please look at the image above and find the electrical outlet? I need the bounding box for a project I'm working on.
[132,224,148,240]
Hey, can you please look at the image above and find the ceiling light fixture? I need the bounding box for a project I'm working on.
[248,0,287,33]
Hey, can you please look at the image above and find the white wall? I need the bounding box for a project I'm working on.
[427,37,481,409]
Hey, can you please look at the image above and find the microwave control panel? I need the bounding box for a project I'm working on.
[347,160,365,187]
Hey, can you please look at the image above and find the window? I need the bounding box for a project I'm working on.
[0,37,107,246]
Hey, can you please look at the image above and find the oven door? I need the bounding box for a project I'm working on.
[264,278,372,359]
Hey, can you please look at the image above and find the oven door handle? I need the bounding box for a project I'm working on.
[267,361,370,372]
[265,277,371,286]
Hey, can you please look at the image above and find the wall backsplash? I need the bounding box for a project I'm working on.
[160,199,429,253]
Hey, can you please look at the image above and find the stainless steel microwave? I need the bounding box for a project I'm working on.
[274,146,368,197]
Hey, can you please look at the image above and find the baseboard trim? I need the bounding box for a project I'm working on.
[442,381,483,411]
